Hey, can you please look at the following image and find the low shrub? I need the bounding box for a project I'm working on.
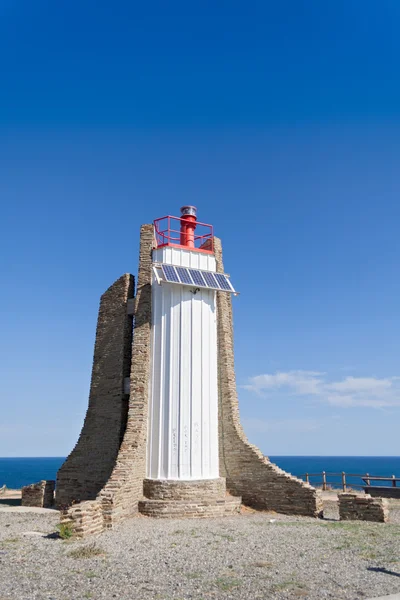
[57,522,73,539]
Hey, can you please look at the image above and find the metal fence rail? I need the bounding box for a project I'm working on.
[301,472,400,492]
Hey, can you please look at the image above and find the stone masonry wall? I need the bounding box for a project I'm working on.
[60,500,103,538]
[214,237,322,517]
[143,478,226,500]
[56,273,135,507]
[99,224,154,527]
[138,496,241,518]
[21,480,55,508]
[339,493,389,522]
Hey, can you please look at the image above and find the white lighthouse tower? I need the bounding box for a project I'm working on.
[147,206,236,483]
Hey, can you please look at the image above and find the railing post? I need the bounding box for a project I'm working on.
[392,475,396,488]
[322,471,327,491]
[366,473,370,486]
[305,473,309,484]
[342,471,346,492]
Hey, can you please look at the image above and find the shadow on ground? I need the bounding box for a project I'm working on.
[368,566,400,579]
[0,498,21,507]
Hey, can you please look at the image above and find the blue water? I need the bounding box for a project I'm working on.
[0,457,65,489]
[0,456,399,489]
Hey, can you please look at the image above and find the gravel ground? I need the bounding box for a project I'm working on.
[1,503,400,600]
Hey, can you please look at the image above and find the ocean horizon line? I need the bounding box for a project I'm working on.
[1,454,399,459]
[1,456,399,489]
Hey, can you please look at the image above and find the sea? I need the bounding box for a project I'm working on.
[0,456,399,490]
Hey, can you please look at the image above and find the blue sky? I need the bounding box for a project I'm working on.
[1,1,400,456]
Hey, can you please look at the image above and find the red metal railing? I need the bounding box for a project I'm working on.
[153,215,214,253]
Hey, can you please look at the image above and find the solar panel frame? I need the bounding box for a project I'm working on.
[201,271,219,289]
[214,273,234,291]
[189,269,207,287]
[161,264,180,283]
[175,266,194,285]
[156,263,237,294]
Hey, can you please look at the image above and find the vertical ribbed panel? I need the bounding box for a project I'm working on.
[191,291,202,478]
[179,289,192,478]
[147,248,219,480]
[201,292,211,475]
[208,291,219,477]
[169,285,180,478]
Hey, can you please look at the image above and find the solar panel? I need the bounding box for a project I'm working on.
[156,264,237,294]
[175,266,194,285]
[214,273,233,291]
[190,269,207,287]
[161,264,180,283]
[202,271,219,288]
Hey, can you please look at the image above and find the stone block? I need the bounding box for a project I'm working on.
[21,480,55,508]
[339,493,389,522]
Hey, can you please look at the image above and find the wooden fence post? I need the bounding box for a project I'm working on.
[322,471,327,491]
[392,475,396,488]
[366,473,370,486]
[342,471,346,492]
[305,473,309,484]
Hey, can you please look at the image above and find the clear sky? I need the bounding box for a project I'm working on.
[1,1,400,457]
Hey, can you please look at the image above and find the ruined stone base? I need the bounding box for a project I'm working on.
[21,480,55,508]
[61,500,103,538]
[139,478,241,518]
[138,496,241,518]
[339,493,389,523]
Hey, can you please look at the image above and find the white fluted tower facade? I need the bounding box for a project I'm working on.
[147,245,219,480]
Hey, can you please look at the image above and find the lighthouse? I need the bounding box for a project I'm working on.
[56,205,320,535]
[147,207,236,482]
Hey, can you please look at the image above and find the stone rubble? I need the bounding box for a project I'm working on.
[21,480,55,508]
[339,492,389,522]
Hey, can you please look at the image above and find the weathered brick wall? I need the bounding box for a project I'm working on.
[339,493,389,522]
[60,500,103,538]
[99,224,154,527]
[139,496,241,518]
[143,478,226,500]
[21,480,55,508]
[214,237,322,517]
[56,273,134,507]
